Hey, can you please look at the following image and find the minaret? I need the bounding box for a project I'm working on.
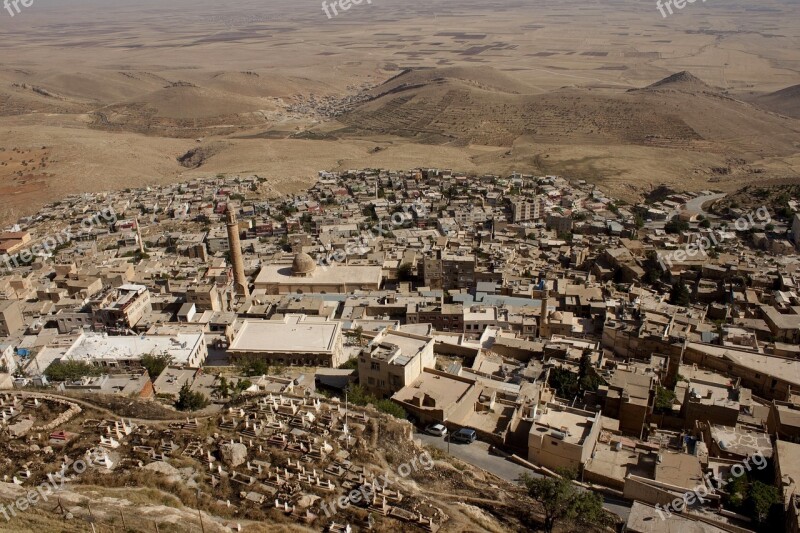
[135,216,145,254]
[226,209,249,297]
[540,289,550,339]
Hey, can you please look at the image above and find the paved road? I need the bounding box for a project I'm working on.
[417,431,529,484]
[685,192,726,216]
[416,431,631,521]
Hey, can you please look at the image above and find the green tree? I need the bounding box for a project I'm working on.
[748,480,780,525]
[548,368,579,399]
[233,378,252,394]
[339,358,359,370]
[642,251,665,284]
[44,361,102,381]
[665,218,689,234]
[670,280,691,306]
[140,353,172,381]
[213,376,231,399]
[726,471,748,509]
[397,262,414,282]
[375,399,407,418]
[654,386,677,414]
[577,349,600,392]
[354,326,364,347]
[521,470,609,533]
[175,381,209,411]
[236,355,270,377]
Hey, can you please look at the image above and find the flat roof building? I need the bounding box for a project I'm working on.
[59,331,207,368]
[228,314,344,367]
[358,329,435,397]
[254,253,382,295]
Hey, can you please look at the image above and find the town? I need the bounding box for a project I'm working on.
[0,168,799,533]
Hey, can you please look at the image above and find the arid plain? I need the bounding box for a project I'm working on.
[0,0,799,222]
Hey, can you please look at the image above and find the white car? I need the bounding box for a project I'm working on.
[425,423,448,437]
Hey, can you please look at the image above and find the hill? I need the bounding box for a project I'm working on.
[334,68,800,156]
[633,71,720,94]
[750,84,800,119]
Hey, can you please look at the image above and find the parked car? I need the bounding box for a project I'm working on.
[449,428,477,444]
[424,423,448,437]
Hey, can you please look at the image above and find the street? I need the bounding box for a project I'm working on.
[415,431,631,521]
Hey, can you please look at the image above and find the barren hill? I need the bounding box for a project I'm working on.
[750,84,800,119]
[367,66,537,98]
[335,68,800,156]
[634,71,720,94]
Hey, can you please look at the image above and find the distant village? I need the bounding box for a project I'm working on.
[1,168,800,532]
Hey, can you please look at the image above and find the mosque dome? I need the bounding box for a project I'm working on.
[292,253,316,276]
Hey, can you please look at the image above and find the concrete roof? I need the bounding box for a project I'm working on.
[626,502,729,533]
[255,263,381,286]
[533,404,597,445]
[229,315,340,354]
[654,452,705,491]
[393,370,474,409]
[63,331,204,365]
[688,342,800,389]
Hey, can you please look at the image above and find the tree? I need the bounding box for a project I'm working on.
[213,376,231,399]
[654,386,677,414]
[354,326,364,347]
[642,251,665,284]
[236,355,270,377]
[339,358,359,370]
[141,353,172,381]
[175,381,209,411]
[521,470,608,533]
[578,350,600,392]
[670,280,691,306]
[44,361,102,382]
[344,384,407,419]
[231,378,253,399]
[397,262,414,282]
[665,218,689,234]
[548,368,579,399]
[748,480,780,525]
[375,399,407,418]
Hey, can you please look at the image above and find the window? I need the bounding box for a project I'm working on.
[371,362,380,371]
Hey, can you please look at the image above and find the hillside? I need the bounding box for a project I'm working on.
[750,84,800,119]
[633,71,720,94]
[335,69,800,156]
